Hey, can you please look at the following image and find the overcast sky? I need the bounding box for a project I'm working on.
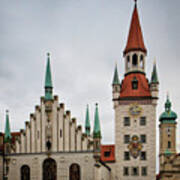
[1,0,180,164]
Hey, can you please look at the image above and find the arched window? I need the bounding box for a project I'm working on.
[43,158,57,180]
[69,163,81,180]
[21,165,30,180]
[127,56,130,69]
[132,54,138,66]
[140,55,144,69]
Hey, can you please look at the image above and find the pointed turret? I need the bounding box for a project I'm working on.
[123,1,147,55]
[93,103,101,161]
[150,60,159,102]
[112,64,121,107]
[112,64,120,85]
[85,105,91,136]
[151,61,159,84]
[44,53,53,100]
[93,104,101,138]
[4,110,12,143]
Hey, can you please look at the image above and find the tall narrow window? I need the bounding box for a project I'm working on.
[124,135,130,144]
[123,167,129,176]
[60,129,62,137]
[21,165,30,180]
[70,163,81,180]
[142,167,147,176]
[132,77,138,90]
[140,135,146,143]
[140,152,146,160]
[124,152,130,160]
[140,117,146,126]
[132,167,139,176]
[43,158,57,180]
[132,54,138,66]
[168,141,171,149]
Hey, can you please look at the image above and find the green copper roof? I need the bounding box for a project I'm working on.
[159,95,177,122]
[112,64,120,85]
[93,103,101,138]
[85,105,91,136]
[45,53,53,100]
[4,110,12,143]
[164,149,172,156]
[45,53,53,88]
[151,62,159,84]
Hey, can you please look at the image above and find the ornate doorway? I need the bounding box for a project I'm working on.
[69,163,81,180]
[21,165,30,180]
[43,158,57,180]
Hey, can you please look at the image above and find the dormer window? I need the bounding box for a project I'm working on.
[132,77,138,89]
[132,54,138,67]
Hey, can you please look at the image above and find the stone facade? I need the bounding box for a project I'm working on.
[114,101,157,180]
[6,152,95,180]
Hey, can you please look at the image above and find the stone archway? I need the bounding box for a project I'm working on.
[69,163,81,180]
[21,165,30,180]
[43,158,57,180]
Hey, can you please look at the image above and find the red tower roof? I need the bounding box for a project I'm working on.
[123,4,147,55]
[120,73,151,98]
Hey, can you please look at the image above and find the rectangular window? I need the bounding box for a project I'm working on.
[140,151,146,160]
[123,167,129,176]
[168,141,171,148]
[140,117,146,126]
[124,117,130,126]
[104,151,111,157]
[124,152,130,160]
[142,167,147,176]
[132,167,139,176]
[124,135,130,144]
[140,135,146,143]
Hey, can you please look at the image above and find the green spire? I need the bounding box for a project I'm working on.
[112,64,120,85]
[93,103,101,138]
[165,94,171,112]
[4,110,12,143]
[85,105,91,136]
[151,61,159,84]
[45,53,53,100]
[159,94,177,122]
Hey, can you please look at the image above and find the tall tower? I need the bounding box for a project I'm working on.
[159,95,178,178]
[113,1,159,179]
[159,95,177,155]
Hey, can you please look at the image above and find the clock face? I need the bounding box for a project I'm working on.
[129,104,142,117]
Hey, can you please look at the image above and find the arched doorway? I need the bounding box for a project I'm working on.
[43,158,57,180]
[69,163,81,180]
[21,165,30,180]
